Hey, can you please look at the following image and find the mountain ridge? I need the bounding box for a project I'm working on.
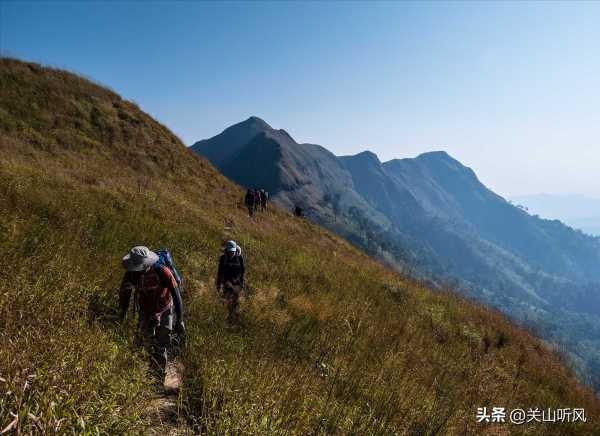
[192,116,600,391]
[512,193,600,237]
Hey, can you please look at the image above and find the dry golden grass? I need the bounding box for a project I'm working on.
[1,58,599,434]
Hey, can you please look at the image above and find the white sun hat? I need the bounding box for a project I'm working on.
[122,246,159,271]
[225,240,241,255]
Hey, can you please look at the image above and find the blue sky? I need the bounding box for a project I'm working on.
[2,1,599,197]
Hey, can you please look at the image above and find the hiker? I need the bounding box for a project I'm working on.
[253,189,262,213]
[294,205,304,217]
[245,189,255,217]
[260,189,268,212]
[119,246,185,376]
[216,240,245,325]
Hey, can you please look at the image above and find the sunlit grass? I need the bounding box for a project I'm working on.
[1,58,599,434]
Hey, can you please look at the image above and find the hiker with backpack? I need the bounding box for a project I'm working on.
[216,240,245,325]
[245,189,255,217]
[253,189,262,213]
[119,246,185,377]
[260,189,268,212]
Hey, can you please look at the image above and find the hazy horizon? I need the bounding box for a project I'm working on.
[511,193,600,236]
[2,1,599,198]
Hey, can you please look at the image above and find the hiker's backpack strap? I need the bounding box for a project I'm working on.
[153,264,184,320]
[154,249,183,286]
[132,286,138,318]
[153,264,175,289]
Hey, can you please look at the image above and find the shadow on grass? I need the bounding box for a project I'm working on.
[87,290,121,327]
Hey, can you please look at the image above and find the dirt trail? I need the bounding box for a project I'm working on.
[147,360,191,435]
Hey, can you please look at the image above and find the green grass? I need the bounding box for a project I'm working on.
[1,58,599,434]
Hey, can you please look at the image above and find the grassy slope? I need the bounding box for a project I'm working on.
[0,58,599,435]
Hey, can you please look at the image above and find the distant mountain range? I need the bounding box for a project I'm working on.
[192,116,600,390]
[512,193,600,236]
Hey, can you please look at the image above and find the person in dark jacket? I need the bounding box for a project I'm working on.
[216,240,245,325]
[245,189,255,217]
[260,189,268,212]
[119,246,185,376]
[253,189,261,213]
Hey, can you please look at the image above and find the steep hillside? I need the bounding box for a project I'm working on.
[193,118,600,392]
[384,153,600,280]
[2,59,600,434]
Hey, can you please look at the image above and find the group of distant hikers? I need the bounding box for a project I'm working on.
[243,188,306,219]
[118,240,245,377]
[244,188,269,216]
